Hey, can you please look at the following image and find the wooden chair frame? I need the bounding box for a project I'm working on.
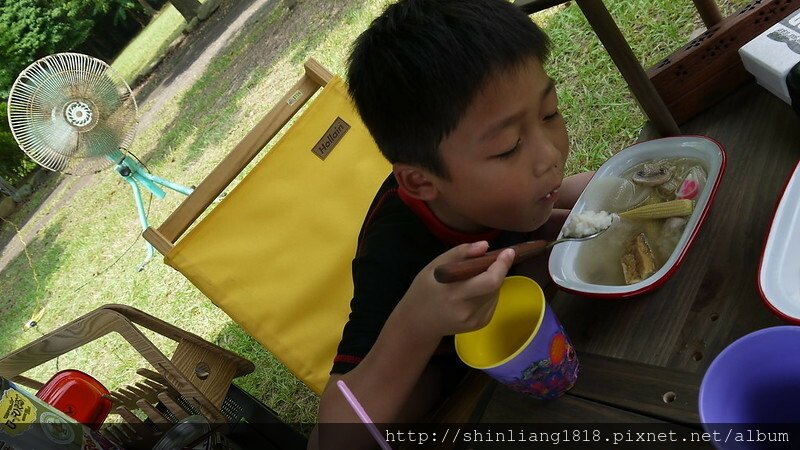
[0,304,262,447]
[143,59,334,254]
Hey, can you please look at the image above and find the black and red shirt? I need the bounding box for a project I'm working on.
[331,175,528,375]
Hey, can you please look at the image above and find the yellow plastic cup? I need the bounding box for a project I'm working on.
[455,276,579,399]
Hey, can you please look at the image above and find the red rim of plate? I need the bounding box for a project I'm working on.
[552,135,727,299]
[756,159,800,324]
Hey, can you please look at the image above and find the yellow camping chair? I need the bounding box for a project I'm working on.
[144,59,389,395]
[144,58,490,426]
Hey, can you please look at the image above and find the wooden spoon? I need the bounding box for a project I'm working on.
[433,227,609,283]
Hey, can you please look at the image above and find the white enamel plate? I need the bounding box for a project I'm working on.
[758,160,800,323]
[548,136,726,298]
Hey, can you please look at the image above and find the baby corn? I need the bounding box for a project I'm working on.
[619,199,694,220]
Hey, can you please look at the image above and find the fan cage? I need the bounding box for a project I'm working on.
[7,52,139,175]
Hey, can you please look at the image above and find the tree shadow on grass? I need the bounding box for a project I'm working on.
[213,320,319,430]
[0,171,66,252]
[0,217,68,357]
[142,0,362,170]
[134,0,268,108]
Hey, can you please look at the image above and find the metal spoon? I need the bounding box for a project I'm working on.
[433,226,610,283]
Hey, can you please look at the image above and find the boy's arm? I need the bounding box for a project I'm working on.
[311,242,515,450]
[311,311,445,450]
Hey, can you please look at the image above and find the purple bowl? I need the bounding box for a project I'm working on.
[699,327,800,449]
[700,326,800,424]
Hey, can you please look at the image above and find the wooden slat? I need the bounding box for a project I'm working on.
[142,227,173,255]
[104,425,127,445]
[137,368,168,385]
[115,406,146,426]
[108,390,139,411]
[475,354,701,425]
[136,399,172,431]
[10,375,44,390]
[104,392,124,407]
[170,339,238,408]
[0,310,126,377]
[134,380,171,403]
[157,391,190,421]
[568,353,701,424]
[103,304,254,377]
[475,386,702,450]
[304,58,334,87]
[122,385,151,402]
[134,381,162,398]
[114,422,141,443]
[0,305,250,383]
[155,58,331,246]
[647,0,800,124]
[482,384,676,423]
[139,379,171,395]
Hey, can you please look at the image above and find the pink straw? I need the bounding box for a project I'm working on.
[336,380,392,450]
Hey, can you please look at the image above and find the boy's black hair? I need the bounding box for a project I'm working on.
[347,0,551,178]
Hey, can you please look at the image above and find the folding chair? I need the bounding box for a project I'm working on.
[143,58,492,425]
[143,59,390,395]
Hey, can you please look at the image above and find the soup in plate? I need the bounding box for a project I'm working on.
[570,157,707,286]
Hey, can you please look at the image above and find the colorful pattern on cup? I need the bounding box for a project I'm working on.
[507,327,579,399]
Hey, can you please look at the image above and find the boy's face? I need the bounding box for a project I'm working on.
[428,57,569,233]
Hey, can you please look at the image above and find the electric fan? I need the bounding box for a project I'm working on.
[7,52,194,271]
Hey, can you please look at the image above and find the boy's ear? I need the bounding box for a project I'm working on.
[393,163,439,201]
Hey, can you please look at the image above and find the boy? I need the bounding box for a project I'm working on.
[312,0,592,447]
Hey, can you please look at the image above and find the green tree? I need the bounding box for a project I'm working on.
[0,1,90,98]
[0,0,146,183]
[0,102,35,186]
[0,0,143,99]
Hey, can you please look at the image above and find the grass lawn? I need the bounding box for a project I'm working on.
[111,4,187,85]
[0,0,752,429]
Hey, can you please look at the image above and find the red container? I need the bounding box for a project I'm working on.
[36,370,112,430]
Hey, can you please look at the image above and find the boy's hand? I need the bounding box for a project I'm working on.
[399,241,515,339]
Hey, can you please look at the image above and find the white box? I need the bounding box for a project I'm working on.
[739,8,800,105]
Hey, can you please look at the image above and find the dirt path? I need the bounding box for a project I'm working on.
[134,0,276,131]
[0,0,279,273]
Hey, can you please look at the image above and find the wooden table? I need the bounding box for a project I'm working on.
[473,82,799,432]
